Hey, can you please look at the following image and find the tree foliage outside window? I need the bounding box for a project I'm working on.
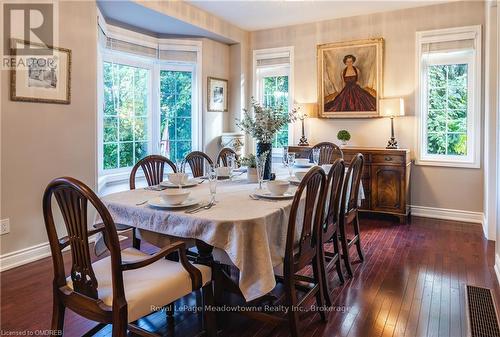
[160,70,192,163]
[263,76,289,148]
[102,61,150,170]
[426,64,468,156]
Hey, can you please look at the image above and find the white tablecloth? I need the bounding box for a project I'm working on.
[96,167,363,302]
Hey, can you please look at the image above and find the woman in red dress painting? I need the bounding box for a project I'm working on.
[325,54,376,112]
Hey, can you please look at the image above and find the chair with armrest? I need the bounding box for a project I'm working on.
[43,177,216,337]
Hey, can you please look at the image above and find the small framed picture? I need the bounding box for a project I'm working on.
[207,77,228,112]
[10,39,71,104]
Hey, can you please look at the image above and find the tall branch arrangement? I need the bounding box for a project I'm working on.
[236,98,298,143]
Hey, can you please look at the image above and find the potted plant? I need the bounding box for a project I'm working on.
[237,98,297,179]
[337,129,351,146]
[239,154,258,182]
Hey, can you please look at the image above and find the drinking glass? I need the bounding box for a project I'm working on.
[256,155,266,190]
[176,160,184,173]
[287,153,295,177]
[227,154,236,179]
[208,166,217,203]
[312,148,321,165]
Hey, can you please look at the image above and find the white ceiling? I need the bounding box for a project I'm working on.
[188,0,454,31]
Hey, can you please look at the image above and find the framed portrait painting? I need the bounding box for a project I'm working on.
[207,77,228,112]
[10,39,71,104]
[317,38,384,118]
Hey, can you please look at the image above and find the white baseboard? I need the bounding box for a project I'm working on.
[494,254,500,286]
[0,235,127,273]
[410,204,488,238]
[0,241,52,272]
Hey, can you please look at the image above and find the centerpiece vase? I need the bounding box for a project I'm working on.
[256,142,272,180]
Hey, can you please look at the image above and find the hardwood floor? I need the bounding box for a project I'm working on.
[1,215,499,337]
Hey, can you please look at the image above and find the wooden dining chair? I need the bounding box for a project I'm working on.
[318,159,345,306]
[250,167,328,337]
[338,153,365,277]
[126,155,177,249]
[310,142,343,165]
[185,151,213,178]
[129,154,176,190]
[216,147,239,167]
[43,177,216,337]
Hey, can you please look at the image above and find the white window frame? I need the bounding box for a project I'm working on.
[415,25,482,168]
[97,19,202,188]
[253,47,294,157]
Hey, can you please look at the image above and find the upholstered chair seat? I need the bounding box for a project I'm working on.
[67,247,211,322]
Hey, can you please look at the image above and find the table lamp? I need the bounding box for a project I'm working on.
[379,98,405,149]
[297,103,317,146]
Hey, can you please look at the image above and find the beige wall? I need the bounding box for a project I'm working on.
[250,1,486,212]
[201,38,230,159]
[0,1,98,254]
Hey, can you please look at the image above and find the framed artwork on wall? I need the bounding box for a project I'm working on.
[317,38,384,118]
[10,39,71,104]
[207,77,228,112]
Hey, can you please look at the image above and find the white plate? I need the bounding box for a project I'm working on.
[160,179,200,188]
[148,197,199,209]
[294,163,314,168]
[254,191,295,200]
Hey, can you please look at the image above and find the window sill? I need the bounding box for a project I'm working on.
[415,158,480,169]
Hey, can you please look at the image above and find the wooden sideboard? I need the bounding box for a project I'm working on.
[287,145,411,222]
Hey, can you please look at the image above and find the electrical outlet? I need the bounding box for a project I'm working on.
[1,218,10,235]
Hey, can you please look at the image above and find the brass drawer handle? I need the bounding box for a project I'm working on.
[384,156,393,161]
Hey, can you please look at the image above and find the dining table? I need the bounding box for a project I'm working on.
[95,166,364,302]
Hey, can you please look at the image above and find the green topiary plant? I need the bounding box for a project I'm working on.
[337,130,351,144]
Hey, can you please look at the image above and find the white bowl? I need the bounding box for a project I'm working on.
[216,166,231,177]
[168,173,189,185]
[267,180,290,196]
[160,189,191,205]
[294,171,308,181]
[295,158,310,166]
[321,164,333,174]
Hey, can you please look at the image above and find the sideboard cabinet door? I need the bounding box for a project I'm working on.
[370,165,405,213]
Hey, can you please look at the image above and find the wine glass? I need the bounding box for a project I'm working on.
[255,154,266,190]
[208,165,217,203]
[286,153,295,178]
[175,160,184,173]
[312,148,320,166]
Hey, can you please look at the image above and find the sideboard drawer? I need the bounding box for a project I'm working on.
[372,154,404,165]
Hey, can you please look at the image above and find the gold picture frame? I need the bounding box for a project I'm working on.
[10,39,71,104]
[317,38,384,118]
[207,77,228,112]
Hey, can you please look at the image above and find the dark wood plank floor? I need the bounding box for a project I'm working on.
[1,216,499,337]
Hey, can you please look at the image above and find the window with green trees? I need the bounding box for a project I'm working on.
[263,75,289,148]
[426,64,468,156]
[160,70,193,163]
[102,61,150,170]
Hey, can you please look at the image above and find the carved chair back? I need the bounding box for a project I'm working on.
[43,177,125,316]
[284,166,327,277]
[185,151,214,178]
[322,159,345,243]
[310,142,343,165]
[340,153,364,217]
[216,147,239,167]
[129,155,176,190]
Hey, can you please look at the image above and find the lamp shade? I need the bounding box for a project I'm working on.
[379,98,405,117]
[297,103,318,118]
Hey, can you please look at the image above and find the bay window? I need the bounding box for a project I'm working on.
[97,22,201,181]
